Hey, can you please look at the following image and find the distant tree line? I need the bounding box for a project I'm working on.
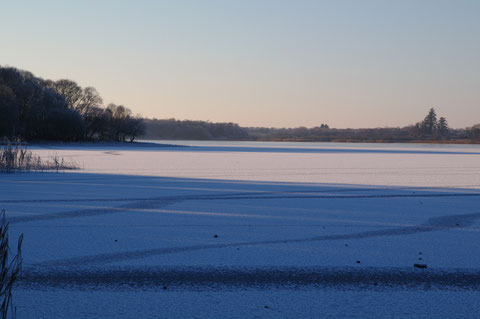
[247,126,422,142]
[143,118,249,140]
[246,109,478,143]
[468,124,480,141]
[2,66,479,144]
[142,109,479,143]
[0,66,144,142]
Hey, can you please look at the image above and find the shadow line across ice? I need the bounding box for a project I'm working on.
[34,211,480,268]
[3,173,480,224]
[18,266,480,291]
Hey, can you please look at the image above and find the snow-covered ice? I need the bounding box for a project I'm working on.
[3,141,480,318]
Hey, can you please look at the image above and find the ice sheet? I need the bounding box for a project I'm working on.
[2,141,480,318]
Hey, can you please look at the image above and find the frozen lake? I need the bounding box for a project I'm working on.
[3,141,480,318]
[30,140,480,187]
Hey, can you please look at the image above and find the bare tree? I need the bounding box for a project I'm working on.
[107,103,131,120]
[125,116,146,142]
[52,79,83,110]
[106,104,134,141]
[77,87,103,116]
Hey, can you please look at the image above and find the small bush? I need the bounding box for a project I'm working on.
[0,210,23,319]
[0,141,78,172]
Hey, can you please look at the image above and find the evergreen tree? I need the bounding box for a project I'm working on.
[421,108,437,136]
[437,117,449,139]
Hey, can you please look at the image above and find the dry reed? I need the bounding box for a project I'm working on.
[0,210,23,319]
[0,141,78,172]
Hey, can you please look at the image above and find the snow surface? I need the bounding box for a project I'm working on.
[2,141,480,318]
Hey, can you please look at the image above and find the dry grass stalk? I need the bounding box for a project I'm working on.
[0,141,78,172]
[0,210,23,319]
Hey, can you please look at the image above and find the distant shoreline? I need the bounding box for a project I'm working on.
[3,139,479,147]
[142,138,480,145]
[255,139,480,145]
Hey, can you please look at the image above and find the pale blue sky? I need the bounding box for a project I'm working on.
[1,0,479,128]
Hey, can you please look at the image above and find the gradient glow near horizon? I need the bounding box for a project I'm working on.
[1,0,479,128]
